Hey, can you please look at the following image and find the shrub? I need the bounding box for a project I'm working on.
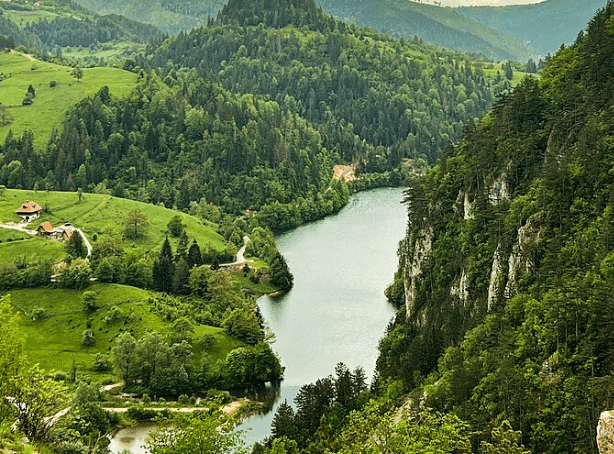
[31,307,47,321]
[92,353,112,372]
[126,406,158,421]
[81,329,95,346]
[49,80,56,87]
[54,371,67,381]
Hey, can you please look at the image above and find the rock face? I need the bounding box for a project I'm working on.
[404,225,434,320]
[598,411,614,454]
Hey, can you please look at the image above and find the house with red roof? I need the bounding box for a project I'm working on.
[15,201,42,222]
[36,221,55,237]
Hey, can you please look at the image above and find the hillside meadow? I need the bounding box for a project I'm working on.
[7,284,243,376]
[0,51,138,148]
[0,188,228,261]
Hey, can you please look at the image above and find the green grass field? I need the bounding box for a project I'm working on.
[0,189,228,259]
[6,284,242,375]
[0,234,66,265]
[62,41,145,68]
[0,51,138,148]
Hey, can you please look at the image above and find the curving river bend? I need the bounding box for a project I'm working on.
[240,187,407,445]
[109,187,407,452]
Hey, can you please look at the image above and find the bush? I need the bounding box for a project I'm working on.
[92,352,112,372]
[126,405,158,421]
[81,329,95,346]
[49,80,57,87]
[31,307,47,321]
[54,371,67,381]
[22,97,33,106]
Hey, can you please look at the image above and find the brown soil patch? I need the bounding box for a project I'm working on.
[333,165,356,181]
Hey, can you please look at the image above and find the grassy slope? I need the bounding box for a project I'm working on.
[0,51,138,149]
[8,284,243,375]
[0,189,228,258]
[0,0,91,26]
[0,234,66,265]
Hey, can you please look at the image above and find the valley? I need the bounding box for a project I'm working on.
[1,0,613,453]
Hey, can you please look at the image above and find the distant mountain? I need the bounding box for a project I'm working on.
[0,0,164,50]
[71,0,226,35]
[316,0,536,61]
[70,0,534,61]
[458,0,607,56]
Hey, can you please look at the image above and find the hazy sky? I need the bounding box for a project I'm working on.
[429,0,547,6]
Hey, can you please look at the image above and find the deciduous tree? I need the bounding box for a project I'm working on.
[124,209,148,240]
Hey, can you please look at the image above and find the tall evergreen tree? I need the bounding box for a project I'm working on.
[175,231,189,262]
[269,251,293,291]
[172,258,190,295]
[187,239,202,268]
[153,237,174,293]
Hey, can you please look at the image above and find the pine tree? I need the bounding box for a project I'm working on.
[172,258,190,295]
[153,237,174,293]
[65,231,85,258]
[176,231,189,262]
[269,251,294,291]
[271,400,296,440]
[187,239,202,268]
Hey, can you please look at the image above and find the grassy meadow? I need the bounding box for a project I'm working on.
[7,284,243,375]
[0,51,138,148]
[0,189,256,378]
[0,233,66,265]
[0,189,228,259]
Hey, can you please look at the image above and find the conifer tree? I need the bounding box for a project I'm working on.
[153,237,174,293]
[187,239,202,268]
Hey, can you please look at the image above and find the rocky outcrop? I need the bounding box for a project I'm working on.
[404,225,434,318]
[450,268,469,308]
[504,220,538,299]
[488,173,510,205]
[487,245,504,312]
[597,410,614,454]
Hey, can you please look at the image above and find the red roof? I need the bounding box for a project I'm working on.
[37,221,54,233]
[62,227,75,239]
[16,201,42,214]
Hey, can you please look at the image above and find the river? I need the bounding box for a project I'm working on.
[240,187,407,445]
[109,187,407,452]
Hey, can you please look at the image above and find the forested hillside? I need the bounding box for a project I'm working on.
[317,0,534,61]
[375,1,614,452]
[1,0,518,232]
[147,0,511,168]
[458,0,606,56]
[72,0,225,34]
[0,0,164,52]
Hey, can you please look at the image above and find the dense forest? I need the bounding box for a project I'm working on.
[0,0,513,231]
[147,0,505,167]
[24,14,165,48]
[0,0,164,54]
[373,1,614,453]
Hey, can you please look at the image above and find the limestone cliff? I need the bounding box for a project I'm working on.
[598,411,614,454]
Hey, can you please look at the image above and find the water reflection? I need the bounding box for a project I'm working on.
[108,422,158,454]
